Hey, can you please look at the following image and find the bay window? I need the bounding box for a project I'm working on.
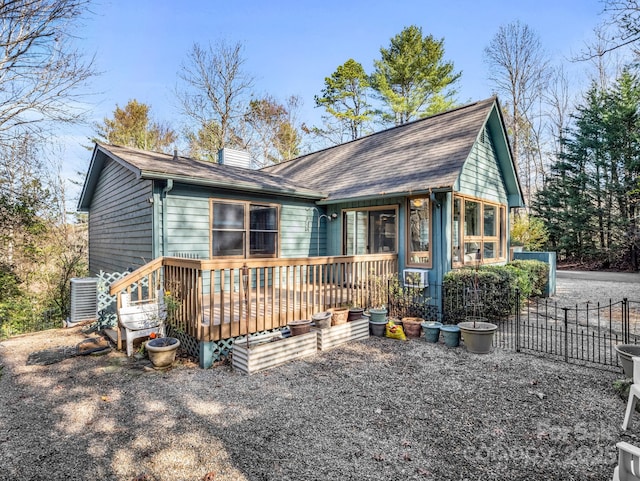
[453,196,505,266]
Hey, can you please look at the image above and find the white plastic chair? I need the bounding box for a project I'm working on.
[623,357,640,430]
[613,441,640,481]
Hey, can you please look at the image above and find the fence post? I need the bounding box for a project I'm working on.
[562,307,569,363]
[515,288,520,352]
[623,298,629,344]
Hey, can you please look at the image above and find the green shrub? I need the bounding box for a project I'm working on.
[442,260,549,322]
[510,213,549,251]
[443,268,515,322]
[508,259,549,297]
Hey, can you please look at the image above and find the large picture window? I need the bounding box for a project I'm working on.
[407,197,431,266]
[452,196,505,266]
[211,200,279,258]
[343,207,397,255]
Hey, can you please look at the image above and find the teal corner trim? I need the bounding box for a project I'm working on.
[513,251,557,297]
[199,341,215,369]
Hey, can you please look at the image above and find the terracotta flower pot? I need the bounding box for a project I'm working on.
[401,317,424,338]
[329,307,349,326]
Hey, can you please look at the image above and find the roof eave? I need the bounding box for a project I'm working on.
[140,171,327,200]
[317,186,454,205]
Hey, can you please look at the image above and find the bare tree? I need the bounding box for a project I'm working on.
[176,40,254,159]
[0,0,95,145]
[543,66,573,164]
[599,0,640,56]
[484,21,550,202]
[245,94,302,166]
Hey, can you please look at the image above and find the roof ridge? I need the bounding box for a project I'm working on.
[261,97,496,171]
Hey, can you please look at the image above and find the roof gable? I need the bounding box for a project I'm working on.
[78,98,524,211]
[264,98,515,203]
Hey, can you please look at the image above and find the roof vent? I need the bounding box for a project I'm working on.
[217,148,252,169]
[173,149,178,161]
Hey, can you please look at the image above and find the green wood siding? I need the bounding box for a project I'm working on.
[456,128,508,204]
[88,157,153,274]
[162,184,320,259]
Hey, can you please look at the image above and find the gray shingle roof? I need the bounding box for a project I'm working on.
[264,98,498,202]
[94,142,325,199]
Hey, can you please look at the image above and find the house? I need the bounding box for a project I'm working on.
[78,97,523,365]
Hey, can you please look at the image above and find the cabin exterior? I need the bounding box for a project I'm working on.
[78,97,524,366]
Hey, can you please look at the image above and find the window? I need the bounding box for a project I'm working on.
[407,197,431,266]
[343,207,397,255]
[211,200,278,258]
[452,195,506,266]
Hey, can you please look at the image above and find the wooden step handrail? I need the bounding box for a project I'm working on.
[109,257,165,295]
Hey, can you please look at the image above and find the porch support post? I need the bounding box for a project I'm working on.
[199,340,215,369]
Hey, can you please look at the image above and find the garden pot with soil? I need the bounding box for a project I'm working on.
[615,344,640,378]
[348,307,365,322]
[146,337,180,369]
[328,307,349,326]
[369,319,387,337]
[440,325,461,348]
[288,319,312,336]
[368,307,387,323]
[401,317,424,338]
[421,321,442,343]
[311,311,332,329]
[458,318,497,354]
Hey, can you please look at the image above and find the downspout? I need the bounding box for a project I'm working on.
[162,179,174,256]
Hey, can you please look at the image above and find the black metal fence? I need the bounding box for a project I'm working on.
[511,297,640,371]
[388,279,637,372]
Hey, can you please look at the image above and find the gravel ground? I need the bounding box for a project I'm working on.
[0,274,637,481]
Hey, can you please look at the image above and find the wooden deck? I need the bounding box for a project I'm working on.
[110,254,398,342]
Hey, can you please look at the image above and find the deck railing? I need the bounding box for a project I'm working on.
[110,254,397,342]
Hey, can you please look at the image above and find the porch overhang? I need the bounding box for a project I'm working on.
[316,187,453,205]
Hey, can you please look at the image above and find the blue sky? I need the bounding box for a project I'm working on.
[65,0,607,199]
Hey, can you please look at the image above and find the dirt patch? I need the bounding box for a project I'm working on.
[0,324,631,481]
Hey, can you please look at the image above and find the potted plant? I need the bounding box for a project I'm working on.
[367,271,389,332]
[146,335,180,369]
[456,253,497,354]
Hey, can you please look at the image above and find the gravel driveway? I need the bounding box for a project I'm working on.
[0,273,636,481]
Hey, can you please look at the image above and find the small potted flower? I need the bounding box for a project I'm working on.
[146,333,181,369]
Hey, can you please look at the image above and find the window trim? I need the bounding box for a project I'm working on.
[405,196,432,268]
[209,198,280,259]
[341,205,399,255]
[452,194,506,267]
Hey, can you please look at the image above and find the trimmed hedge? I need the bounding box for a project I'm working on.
[507,259,549,297]
[442,260,549,323]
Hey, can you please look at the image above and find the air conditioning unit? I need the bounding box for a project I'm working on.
[67,277,98,327]
[403,269,428,289]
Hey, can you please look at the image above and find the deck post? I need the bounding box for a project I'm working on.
[199,340,215,369]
